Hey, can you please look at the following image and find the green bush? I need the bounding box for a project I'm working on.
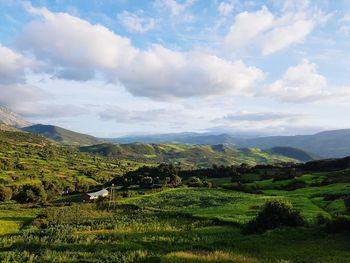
[16,184,47,204]
[344,196,350,213]
[223,182,262,194]
[0,185,12,201]
[242,199,305,234]
[284,179,307,191]
[326,216,350,234]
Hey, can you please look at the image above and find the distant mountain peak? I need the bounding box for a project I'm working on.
[0,106,31,128]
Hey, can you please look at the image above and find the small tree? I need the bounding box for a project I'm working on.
[16,184,47,204]
[140,176,153,188]
[0,185,13,201]
[344,196,350,213]
[243,199,305,234]
[169,174,182,187]
[187,177,203,187]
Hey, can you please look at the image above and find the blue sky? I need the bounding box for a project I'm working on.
[0,0,350,137]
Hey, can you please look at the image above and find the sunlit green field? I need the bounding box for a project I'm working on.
[1,173,350,262]
[0,202,349,263]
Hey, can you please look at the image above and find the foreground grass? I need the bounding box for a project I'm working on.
[0,203,349,263]
[0,202,41,235]
[0,182,350,262]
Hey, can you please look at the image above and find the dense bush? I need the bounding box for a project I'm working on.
[284,179,307,191]
[0,185,12,201]
[15,184,47,204]
[187,177,211,188]
[223,183,262,194]
[242,199,305,234]
[344,196,350,213]
[326,216,350,234]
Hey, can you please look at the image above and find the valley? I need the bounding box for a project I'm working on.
[0,123,350,262]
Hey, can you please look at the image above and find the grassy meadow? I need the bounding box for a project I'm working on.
[0,180,350,262]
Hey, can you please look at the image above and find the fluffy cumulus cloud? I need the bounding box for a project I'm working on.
[225,2,326,55]
[19,5,139,81]
[18,5,264,99]
[0,44,32,84]
[264,60,331,103]
[117,11,157,33]
[0,43,50,116]
[225,6,274,49]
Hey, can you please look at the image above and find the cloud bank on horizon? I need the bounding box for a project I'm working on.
[0,0,349,137]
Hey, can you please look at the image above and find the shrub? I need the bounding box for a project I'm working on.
[0,185,12,201]
[344,196,350,213]
[242,199,305,234]
[16,184,47,204]
[284,179,307,191]
[169,174,182,187]
[140,176,153,188]
[326,216,350,234]
[223,183,262,194]
[187,177,203,187]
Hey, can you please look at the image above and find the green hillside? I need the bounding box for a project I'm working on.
[22,124,103,146]
[267,146,320,162]
[80,143,298,168]
[0,129,149,193]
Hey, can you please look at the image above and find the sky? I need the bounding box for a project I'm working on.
[1,0,350,137]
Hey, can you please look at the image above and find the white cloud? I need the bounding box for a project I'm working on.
[0,44,32,84]
[338,14,350,35]
[158,0,195,16]
[224,6,274,49]
[218,2,234,16]
[99,106,193,124]
[0,83,47,113]
[19,4,139,80]
[264,60,331,103]
[18,5,264,99]
[225,3,326,55]
[117,11,156,33]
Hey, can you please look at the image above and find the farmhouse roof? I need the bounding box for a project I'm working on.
[87,189,109,197]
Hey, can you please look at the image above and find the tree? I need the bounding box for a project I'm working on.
[16,184,47,204]
[0,185,12,201]
[169,174,182,187]
[344,196,350,213]
[187,177,203,187]
[243,199,305,234]
[140,176,153,188]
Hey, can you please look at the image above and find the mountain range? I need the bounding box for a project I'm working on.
[1,105,350,159]
[110,130,350,158]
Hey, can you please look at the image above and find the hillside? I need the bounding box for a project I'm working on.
[0,129,148,191]
[80,143,299,168]
[0,124,21,132]
[111,129,350,158]
[267,146,320,162]
[22,124,103,146]
[235,129,350,158]
[0,106,31,128]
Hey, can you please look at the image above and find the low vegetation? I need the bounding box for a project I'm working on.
[1,128,350,262]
